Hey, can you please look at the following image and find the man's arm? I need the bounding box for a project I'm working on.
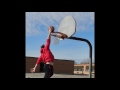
[47,31,51,39]
[34,56,42,69]
[45,32,51,49]
[45,27,53,49]
[33,64,38,70]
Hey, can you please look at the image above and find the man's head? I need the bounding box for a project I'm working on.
[40,44,45,53]
[41,44,45,48]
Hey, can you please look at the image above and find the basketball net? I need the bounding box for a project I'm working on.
[51,33,64,45]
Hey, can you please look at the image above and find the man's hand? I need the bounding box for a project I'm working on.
[30,68,36,73]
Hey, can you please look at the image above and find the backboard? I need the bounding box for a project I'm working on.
[57,15,76,38]
[51,15,76,44]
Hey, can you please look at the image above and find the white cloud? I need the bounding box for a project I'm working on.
[25,12,94,36]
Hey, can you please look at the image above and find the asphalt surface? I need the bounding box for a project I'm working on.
[26,73,95,78]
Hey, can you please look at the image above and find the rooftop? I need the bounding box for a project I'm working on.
[26,56,74,62]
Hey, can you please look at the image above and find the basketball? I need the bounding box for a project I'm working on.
[49,29,54,32]
[48,26,54,32]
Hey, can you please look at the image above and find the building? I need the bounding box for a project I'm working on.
[74,64,95,74]
[26,56,74,74]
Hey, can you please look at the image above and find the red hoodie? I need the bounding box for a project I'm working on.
[36,39,54,65]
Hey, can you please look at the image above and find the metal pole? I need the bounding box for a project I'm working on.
[67,37,92,78]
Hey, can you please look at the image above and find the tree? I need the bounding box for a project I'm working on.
[80,58,95,64]
[74,60,78,64]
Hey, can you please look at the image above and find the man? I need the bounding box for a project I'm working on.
[30,26,54,78]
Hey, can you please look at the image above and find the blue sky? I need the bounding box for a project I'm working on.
[25,12,95,63]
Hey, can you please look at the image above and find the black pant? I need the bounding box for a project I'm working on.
[44,64,53,78]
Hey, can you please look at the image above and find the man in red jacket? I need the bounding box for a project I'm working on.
[30,26,54,78]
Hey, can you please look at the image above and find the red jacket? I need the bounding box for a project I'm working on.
[36,39,54,64]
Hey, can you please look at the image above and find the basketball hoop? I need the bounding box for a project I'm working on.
[51,15,76,45]
[51,32,67,44]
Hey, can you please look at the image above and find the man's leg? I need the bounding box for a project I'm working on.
[49,65,53,77]
[44,64,50,78]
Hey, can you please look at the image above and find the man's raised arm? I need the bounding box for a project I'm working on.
[45,26,54,49]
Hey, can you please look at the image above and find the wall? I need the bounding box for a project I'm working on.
[26,57,40,73]
[54,59,74,74]
[26,57,74,74]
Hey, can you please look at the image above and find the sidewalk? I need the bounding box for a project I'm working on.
[26,73,95,78]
